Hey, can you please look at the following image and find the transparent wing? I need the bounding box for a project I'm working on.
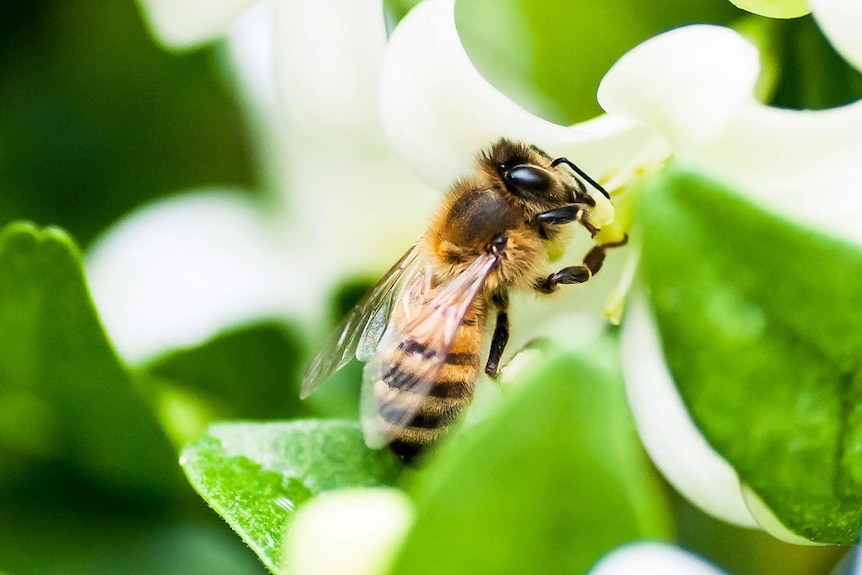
[300,243,426,399]
[361,252,500,448]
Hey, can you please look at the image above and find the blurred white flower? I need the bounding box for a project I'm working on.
[588,542,729,575]
[136,0,258,49]
[92,0,436,363]
[281,488,413,575]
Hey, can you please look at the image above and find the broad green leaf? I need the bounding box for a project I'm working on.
[638,169,862,543]
[391,341,671,575]
[180,420,402,573]
[146,322,311,421]
[0,222,179,499]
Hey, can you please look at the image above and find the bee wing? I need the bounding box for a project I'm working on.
[361,251,500,449]
[300,243,428,399]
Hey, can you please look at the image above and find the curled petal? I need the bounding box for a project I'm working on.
[136,0,258,50]
[598,25,761,150]
[600,23,862,247]
[379,0,657,189]
[810,0,862,71]
[589,542,729,575]
[741,487,819,545]
[86,191,290,364]
[281,488,413,575]
[620,294,757,528]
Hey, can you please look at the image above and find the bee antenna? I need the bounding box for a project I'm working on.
[551,157,611,200]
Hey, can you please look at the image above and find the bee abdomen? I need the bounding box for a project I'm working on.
[378,387,472,428]
[374,351,479,463]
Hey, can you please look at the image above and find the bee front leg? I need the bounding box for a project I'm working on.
[484,292,509,378]
[534,236,629,294]
[534,203,599,236]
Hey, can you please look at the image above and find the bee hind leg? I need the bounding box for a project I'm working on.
[484,292,509,377]
[534,236,628,294]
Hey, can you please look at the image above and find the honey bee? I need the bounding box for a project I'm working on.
[301,138,626,463]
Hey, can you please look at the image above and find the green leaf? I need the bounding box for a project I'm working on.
[0,222,180,499]
[728,0,810,19]
[146,321,311,421]
[390,341,670,575]
[638,169,862,543]
[180,420,402,573]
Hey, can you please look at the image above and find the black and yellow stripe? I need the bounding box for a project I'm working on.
[373,305,485,463]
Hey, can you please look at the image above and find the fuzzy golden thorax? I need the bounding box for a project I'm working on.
[422,138,584,291]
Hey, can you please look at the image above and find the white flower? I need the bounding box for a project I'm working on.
[281,488,413,575]
[91,0,435,362]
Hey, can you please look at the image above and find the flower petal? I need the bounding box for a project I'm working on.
[268,0,438,275]
[620,294,757,527]
[810,0,862,71]
[589,542,729,575]
[379,0,657,190]
[136,0,258,49]
[273,0,388,137]
[598,25,761,151]
[86,190,290,364]
[281,488,413,575]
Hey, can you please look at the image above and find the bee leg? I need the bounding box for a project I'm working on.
[534,203,599,236]
[484,292,510,378]
[534,236,629,294]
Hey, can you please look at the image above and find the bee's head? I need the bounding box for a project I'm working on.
[484,138,605,212]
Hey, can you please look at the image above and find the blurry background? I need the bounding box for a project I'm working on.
[0,0,859,573]
[0,0,257,246]
[0,2,269,574]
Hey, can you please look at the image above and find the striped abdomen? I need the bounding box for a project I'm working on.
[373,301,486,463]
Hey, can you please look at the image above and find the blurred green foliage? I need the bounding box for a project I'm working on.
[147,322,310,422]
[0,1,267,571]
[0,223,180,499]
[0,221,274,574]
[0,0,256,247]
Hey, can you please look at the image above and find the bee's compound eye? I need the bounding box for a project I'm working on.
[504,164,551,194]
